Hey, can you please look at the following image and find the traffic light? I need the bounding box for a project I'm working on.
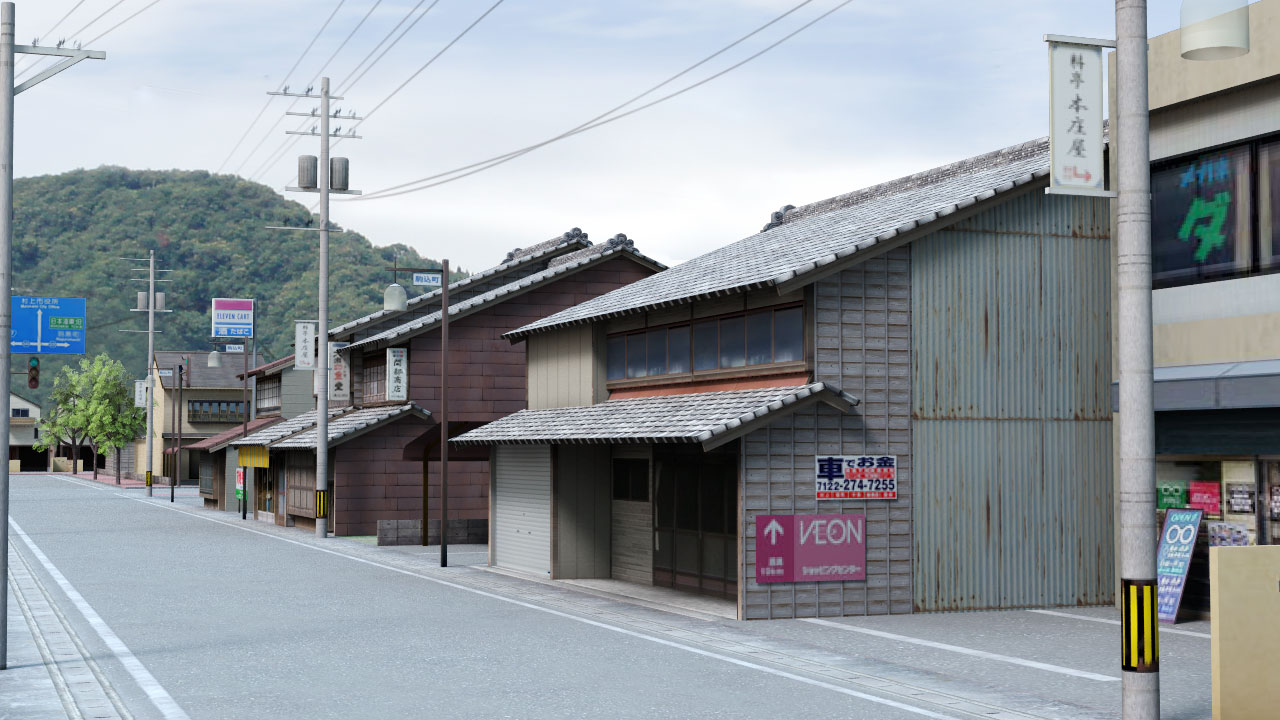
[27,357,38,389]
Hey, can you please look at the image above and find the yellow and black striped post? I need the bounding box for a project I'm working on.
[145,471,152,487]
[315,489,329,520]
[1121,579,1159,673]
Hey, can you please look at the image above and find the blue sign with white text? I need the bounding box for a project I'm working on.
[1156,508,1203,624]
[10,296,87,355]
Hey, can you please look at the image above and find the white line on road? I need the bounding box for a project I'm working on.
[1027,609,1211,639]
[802,617,1119,682]
[9,519,193,720]
[108,489,963,720]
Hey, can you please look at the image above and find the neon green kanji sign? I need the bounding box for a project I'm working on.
[1177,192,1231,263]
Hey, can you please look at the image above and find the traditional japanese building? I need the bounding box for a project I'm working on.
[230,230,664,540]
[457,138,1115,619]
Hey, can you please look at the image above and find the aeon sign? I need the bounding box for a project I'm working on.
[754,514,867,584]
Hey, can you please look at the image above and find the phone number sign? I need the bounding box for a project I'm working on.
[815,455,897,500]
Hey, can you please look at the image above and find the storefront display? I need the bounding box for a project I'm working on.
[1190,480,1222,516]
[1227,483,1256,514]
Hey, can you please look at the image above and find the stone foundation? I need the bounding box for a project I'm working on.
[376,519,487,546]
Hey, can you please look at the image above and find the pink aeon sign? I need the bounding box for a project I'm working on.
[755,514,866,584]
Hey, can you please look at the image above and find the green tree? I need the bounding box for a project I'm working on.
[83,354,146,481]
[33,362,91,471]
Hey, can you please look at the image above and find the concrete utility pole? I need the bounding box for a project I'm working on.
[0,1,103,671]
[146,253,156,496]
[1115,0,1158,717]
[440,259,449,567]
[272,76,361,538]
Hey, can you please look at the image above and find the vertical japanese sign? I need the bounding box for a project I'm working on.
[328,342,350,402]
[1156,508,1202,624]
[134,380,146,408]
[294,321,317,370]
[386,347,408,402]
[235,467,245,500]
[814,455,897,500]
[1047,39,1106,194]
[755,514,866,584]
[211,298,254,338]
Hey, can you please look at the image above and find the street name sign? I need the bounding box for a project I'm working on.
[10,296,86,355]
[1156,508,1203,624]
[755,514,866,584]
[413,272,442,287]
[211,298,254,338]
[814,455,897,500]
[224,344,245,353]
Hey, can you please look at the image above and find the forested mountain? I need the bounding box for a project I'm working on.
[9,167,456,408]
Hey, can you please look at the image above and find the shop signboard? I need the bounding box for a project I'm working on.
[211,298,254,338]
[814,455,896,500]
[1226,483,1255,514]
[294,321,317,370]
[1271,485,1280,522]
[134,380,146,408]
[1046,38,1107,196]
[235,468,245,500]
[386,347,408,402]
[754,514,866,584]
[327,342,350,402]
[1156,508,1202,624]
[1189,480,1221,516]
[1157,476,1188,510]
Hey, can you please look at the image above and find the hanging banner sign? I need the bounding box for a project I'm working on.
[386,347,408,402]
[1156,508,1202,624]
[212,298,254,338]
[814,455,897,500]
[294,321,317,370]
[134,380,147,408]
[328,342,350,402]
[1045,36,1110,196]
[755,514,866,584]
[235,467,245,500]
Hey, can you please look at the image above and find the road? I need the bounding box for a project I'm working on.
[5,474,1211,720]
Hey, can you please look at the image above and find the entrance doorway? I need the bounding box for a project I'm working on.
[653,444,738,600]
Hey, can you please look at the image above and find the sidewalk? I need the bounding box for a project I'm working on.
[63,471,150,489]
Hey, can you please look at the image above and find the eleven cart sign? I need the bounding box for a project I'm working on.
[211,298,254,338]
[755,514,866,584]
[815,455,897,500]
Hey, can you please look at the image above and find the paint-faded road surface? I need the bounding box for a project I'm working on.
[6,475,1210,720]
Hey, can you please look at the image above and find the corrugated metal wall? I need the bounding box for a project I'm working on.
[912,189,1113,612]
[742,249,914,619]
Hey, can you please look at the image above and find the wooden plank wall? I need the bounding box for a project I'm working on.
[741,248,914,619]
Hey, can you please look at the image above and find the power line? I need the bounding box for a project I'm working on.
[16,0,166,84]
[353,0,850,201]
[14,0,89,70]
[15,0,125,83]
[217,0,349,173]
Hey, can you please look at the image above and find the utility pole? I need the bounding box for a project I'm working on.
[243,338,251,519]
[1115,1,1158,717]
[172,360,184,503]
[122,251,171,497]
[271,76,361,538]
[440,259,450,567]
[0,1,103,671]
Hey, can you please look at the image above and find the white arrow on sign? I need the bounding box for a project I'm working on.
[764,519,785,545]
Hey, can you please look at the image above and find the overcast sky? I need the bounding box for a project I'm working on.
[12,0,1186,272]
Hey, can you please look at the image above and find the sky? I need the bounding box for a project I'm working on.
[11,0,1188,273]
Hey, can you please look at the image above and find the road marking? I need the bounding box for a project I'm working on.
[802,617,1118,682]
[1028,609,1211,639]
[9,519,192,720]
[112,492,963,719]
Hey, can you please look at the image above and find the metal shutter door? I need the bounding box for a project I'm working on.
[493,445,551,576]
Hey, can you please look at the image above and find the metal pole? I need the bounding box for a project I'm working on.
[173,363,181,503]
[0,1,14,672]
[243,340,249,520]
[1116,1,1159,717]
[440,258,449,568]
[316,76,330,538]
[146,250,155,496]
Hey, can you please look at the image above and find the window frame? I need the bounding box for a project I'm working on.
[362,353,387,402]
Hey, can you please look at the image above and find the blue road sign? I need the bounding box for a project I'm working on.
[10,296,87,355]
[412,272,442,287]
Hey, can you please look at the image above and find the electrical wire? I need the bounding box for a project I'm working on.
[352,0,850,201]
[15,0,126,83]
[14,0,89,70]
[83,0,164,46]
[217,0,349,173]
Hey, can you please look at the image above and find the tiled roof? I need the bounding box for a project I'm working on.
[272,403,431,449]
[243,354,296,379]
[507,138,1050,339]
[185,417,284,452]
[452,383,857,448]
[342,241,665,353]
[327,229,592,337]
[156,350,262,389]
[229,407,347,447]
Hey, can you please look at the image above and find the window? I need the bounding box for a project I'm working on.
[188,400,245,423]
[363,355,386,401]
[612,459,649,502]
[11,408,29,418]
[1263,140,1280,273]
[606,304,805,382]
[257,376,281,410]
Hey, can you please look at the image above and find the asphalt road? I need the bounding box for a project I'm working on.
[5,473,1213,720]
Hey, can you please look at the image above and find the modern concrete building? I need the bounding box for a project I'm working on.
[458,138,1115,619]
[230,230,664,539]
[1109,0,1280,615]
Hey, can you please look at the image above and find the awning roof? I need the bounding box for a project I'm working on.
[185,416,284,452]
[1112,359,1280,412]
[231,403,432,450]
[452,383,858,451]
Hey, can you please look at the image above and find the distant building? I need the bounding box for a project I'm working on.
[9,391,44,471]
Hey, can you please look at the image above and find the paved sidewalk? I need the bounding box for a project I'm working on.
[3,576,67,720]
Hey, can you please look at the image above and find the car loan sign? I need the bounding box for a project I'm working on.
[815,455,897,500]
[755,514,866,584]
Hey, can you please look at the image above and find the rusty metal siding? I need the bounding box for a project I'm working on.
[912,190,1113,612]
[742,250,914,619]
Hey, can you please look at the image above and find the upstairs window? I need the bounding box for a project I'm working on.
[188,400,245,423]
[606,304,805,381]
[11,408,29,418]
[257,376,281,410]
[363,355,386,401]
